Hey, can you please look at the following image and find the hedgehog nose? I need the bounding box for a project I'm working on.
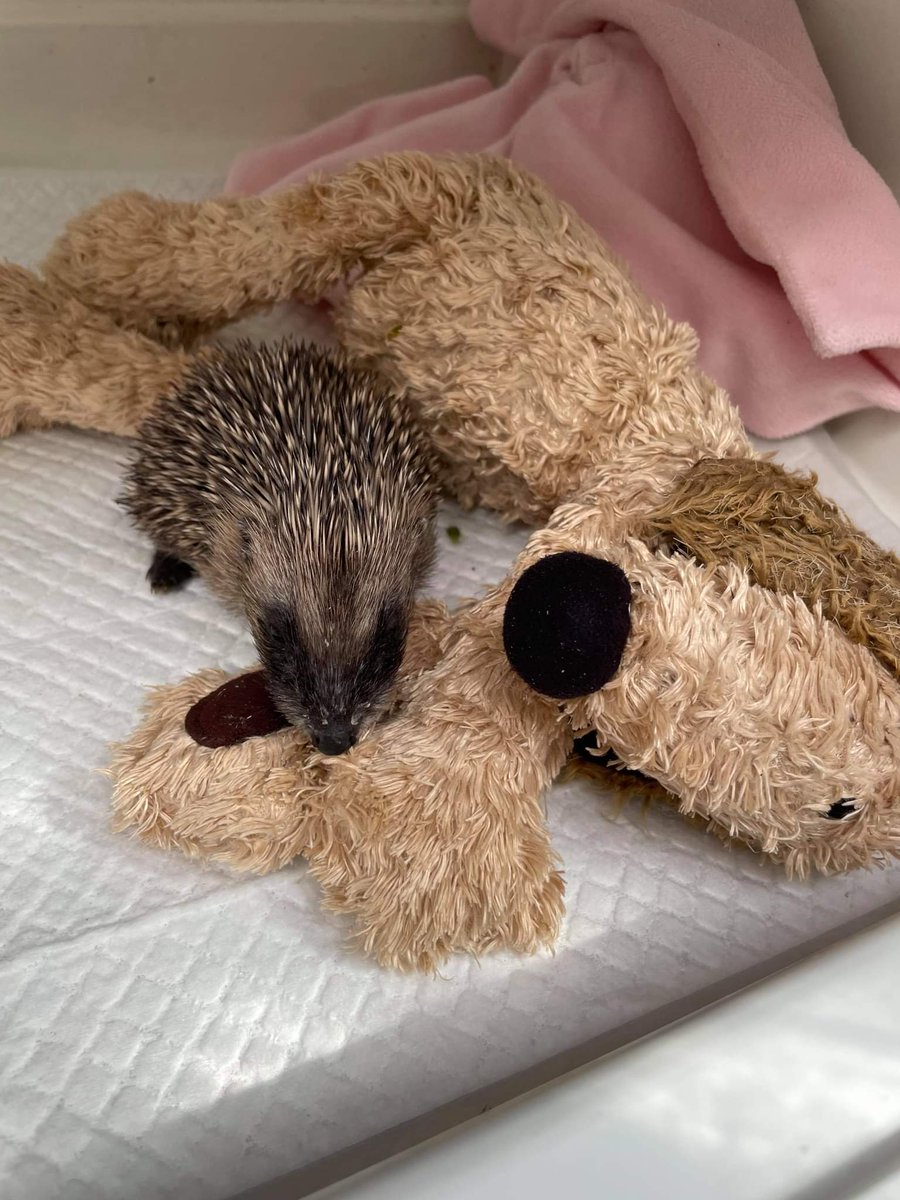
[315,720,356,756]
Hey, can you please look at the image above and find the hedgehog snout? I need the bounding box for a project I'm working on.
[312,719,357,757]
[263,677,361,754]
[253,595,410,754]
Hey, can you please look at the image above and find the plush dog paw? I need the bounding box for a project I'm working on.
[109,599,452,879]
[305,610,572,971]
[109,666,322,873]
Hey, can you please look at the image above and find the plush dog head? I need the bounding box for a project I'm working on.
[503,462,900,875]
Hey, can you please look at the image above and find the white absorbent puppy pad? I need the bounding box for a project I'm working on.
[1,171,899,1200]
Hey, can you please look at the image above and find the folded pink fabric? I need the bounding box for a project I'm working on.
[227,0,900,437]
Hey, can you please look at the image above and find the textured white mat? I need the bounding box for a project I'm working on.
[2,171,899,1200]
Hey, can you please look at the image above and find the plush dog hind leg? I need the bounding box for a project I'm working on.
[0,262,192,439]
[42,154,485,338]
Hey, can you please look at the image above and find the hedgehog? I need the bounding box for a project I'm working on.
[122,338,438,755]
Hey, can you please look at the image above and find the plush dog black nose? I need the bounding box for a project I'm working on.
[503,551,632,699]
[314,720,356,756]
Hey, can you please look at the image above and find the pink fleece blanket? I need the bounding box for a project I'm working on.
[226,0,900,437]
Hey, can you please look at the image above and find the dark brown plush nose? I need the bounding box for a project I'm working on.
[185,670,290,748]
[503,552,632,699]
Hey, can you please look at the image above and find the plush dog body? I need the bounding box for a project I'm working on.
[1,152,897,969]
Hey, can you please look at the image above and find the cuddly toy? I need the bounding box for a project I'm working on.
[2,153,898,971]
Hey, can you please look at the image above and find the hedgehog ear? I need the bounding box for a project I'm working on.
[502,552,632,699]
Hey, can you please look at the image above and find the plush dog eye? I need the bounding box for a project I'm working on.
[826,799,858,820]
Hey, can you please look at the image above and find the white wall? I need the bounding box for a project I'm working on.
[0,1,493,170]
[1,1,897,195]
[798,0,900,198]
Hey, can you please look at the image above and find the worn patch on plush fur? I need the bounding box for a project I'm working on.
[648,457,900,680]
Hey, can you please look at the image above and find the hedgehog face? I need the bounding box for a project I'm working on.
[253,598,408,755]
[239,501,435,754]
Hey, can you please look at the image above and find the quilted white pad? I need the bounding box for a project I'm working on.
[2,171,899,1200]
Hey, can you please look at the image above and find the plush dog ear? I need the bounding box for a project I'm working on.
[503,552,632,699]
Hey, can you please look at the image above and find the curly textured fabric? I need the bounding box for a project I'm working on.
[110,597,568,971]
[0,263,191,438]
[42,153,751,523]
[532,497,900,877]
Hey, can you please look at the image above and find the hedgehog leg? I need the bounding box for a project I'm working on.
[42,153,483,335]
[0,262,192,439]
[147,550,196,594]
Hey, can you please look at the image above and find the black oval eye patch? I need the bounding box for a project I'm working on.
[826,798,858,820]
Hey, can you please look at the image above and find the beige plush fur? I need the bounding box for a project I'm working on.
[0,151,896,969]
[42,154,750,520]
[544,497,900,877]
[0,262,192,438]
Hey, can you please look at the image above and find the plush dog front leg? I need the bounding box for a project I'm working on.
[305,582,593,972]
[109,600,451,876]
[112,574,569,971]
[0,263,192,438]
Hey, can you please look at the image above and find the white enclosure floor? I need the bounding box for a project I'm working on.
[1,171,899,1200]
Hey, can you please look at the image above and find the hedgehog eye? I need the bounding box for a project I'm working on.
[826,799,858,820]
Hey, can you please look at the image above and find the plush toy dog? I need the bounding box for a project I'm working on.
[2,153,898,970]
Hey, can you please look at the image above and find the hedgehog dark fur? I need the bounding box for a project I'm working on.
[123,338,438,755]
